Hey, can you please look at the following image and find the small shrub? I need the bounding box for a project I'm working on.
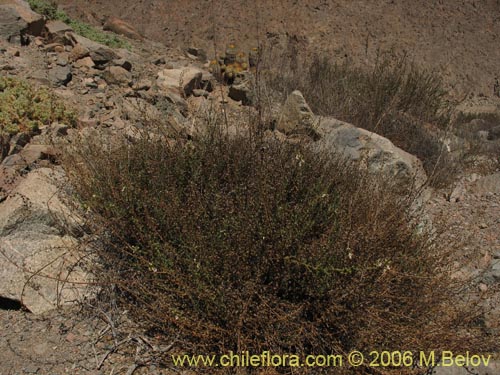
[0,76,75,157]
[63,117,495,373]
[27,0,131,49]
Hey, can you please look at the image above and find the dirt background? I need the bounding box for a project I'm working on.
[55,0,500,97]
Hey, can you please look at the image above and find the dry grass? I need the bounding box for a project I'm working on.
[261,50,460,187]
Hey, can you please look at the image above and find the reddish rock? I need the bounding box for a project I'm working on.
[103,16,142,40]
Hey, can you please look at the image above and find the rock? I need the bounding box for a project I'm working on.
[72,34,118,66]
[186,46,207,62]
[0,168,91,314]
[132,78,151,91]
[153,56,166,65]
[0,165,19,201]
[470,172,500,195]
[228,79,254,106]
[90,46,119,66]
[483,260,500,285]
[69,43,90,61]
[112,58,132,71]
[192,89,209,98]
[158,88,188,116]
[156,67,203,97]
[0,0,45,44]
[102,65,131,86]
[201,71,215,92]
[73,56,94,69]
[7,132,31,155]
[448,180,466,202]
[431,360,499,375]
[488,125,500,140]
[2,144,56,171]
[277,90,317,138]
[48,123,69,137]
[44,20,73,44]
[316,117,427,187]
[103,16,142,40]
[48,64,72,86]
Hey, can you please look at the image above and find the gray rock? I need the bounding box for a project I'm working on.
[48,64,72,86]
[277,90,317,137]
[430,359,499,375]
[192,89,209,98]
[0,168,91,314]
[0,0,45,44]
[483,260,500,285]
[470,172,500,195]
[316,116,427,187]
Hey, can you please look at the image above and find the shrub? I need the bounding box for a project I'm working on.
[27,0,131,49]
[0,76,75,157]
[63,117,495,373]
[263,51,456,185]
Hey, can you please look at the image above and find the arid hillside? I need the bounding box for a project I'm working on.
[55,0,500,96]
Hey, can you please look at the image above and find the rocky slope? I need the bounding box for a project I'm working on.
[55,0,500,97]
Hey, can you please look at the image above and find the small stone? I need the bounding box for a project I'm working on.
[112,58,132,71]
[102,66,131,86]
[23,365,39,374]
[74,56,95,69]
[479,222,488,229]
[132,79,152,91]
[153,57,166,65]
[192,89,209,98]
[478,283,488,292]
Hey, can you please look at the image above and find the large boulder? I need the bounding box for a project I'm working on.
[275,91,427,187]
[0,168,92,314]
[0,0,45,44]
[156,67,203,97]
[316,116,427,187]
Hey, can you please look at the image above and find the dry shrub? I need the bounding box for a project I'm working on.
[62,118,495,374]
[262,51,458,187]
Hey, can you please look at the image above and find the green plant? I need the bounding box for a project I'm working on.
[63,114,495,373]
[0,76,75,137]
[27,0,131,49]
